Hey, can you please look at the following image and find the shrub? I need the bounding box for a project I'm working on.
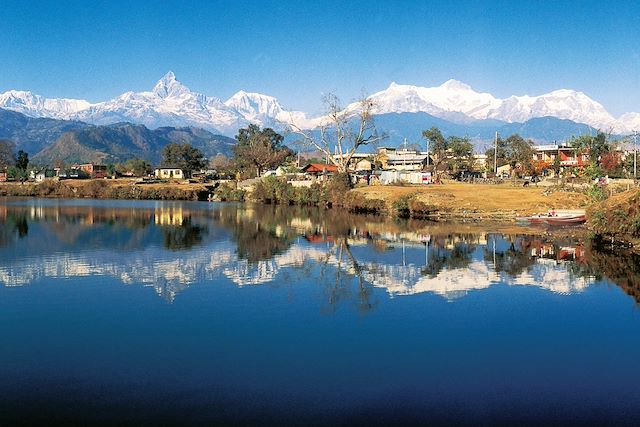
[392,194,413,218]
[324,173,352,207]
[214,183,245,202]
[586,184,606,202]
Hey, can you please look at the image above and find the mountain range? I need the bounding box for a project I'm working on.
[2,72,638,138]
[1,72,638,165]
[0,107,234,165]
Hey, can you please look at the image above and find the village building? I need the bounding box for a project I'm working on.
[532,143,590,169]
[30,168,56,182]
[154,167,185,179]
[376,147,431,172]
[301,163,341,177]
[75,163,108,178]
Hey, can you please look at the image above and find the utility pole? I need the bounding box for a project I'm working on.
[426,137,430,167]
[494,131,498,175]
[634,130,637,179]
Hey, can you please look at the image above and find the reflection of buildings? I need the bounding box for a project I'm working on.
[154,207,184,226]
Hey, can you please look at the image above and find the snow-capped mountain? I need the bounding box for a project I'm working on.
[618,113,640,133]
[0,72,637,135]
[0,90,91,120]
[483,89,617,130]
[0,72,308,135]
[362,80,622,132]
[224,90,310,129]
[73,71,247,134]
[366,80,501,121]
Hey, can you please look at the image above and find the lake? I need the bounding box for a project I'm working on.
[1,198,640,425]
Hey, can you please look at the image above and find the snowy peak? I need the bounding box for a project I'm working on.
[440,79,473,91]
[1,73,638,135]
[483,89,616,129]
[224,90,283,117]
[152,71,191,98]
[0,90,91,119]
[366,79,500,118]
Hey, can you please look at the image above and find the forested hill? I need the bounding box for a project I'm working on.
[0,108,235,165]
[32,123,236,165]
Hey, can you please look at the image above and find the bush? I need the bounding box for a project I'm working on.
[392,194,414,218]
[586,184,607,201]
[324,173,352,207]
[215,182,245,202]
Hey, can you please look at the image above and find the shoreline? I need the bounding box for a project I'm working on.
[2,178,637,250]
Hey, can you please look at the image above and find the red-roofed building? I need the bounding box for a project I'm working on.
[301,163,341,175]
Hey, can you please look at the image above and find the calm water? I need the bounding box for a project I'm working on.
[1,198,640,425]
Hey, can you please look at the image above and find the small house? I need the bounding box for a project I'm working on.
[0,170,7,182]
[155,167,185,179]
[76,163,108,178]
[301,163,340,177]
[31,168,57,182]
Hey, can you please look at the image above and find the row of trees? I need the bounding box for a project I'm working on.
[0,139,29,182]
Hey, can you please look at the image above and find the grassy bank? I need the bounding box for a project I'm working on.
[245,175,591,220]
[0,179,213,201]
[0,177,592,221]
[588,189,640,249]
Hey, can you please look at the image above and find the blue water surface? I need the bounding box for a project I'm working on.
[0,198,639,425]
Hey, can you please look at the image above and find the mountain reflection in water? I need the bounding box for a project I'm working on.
[4,199,640,425]
[0,199,633,306]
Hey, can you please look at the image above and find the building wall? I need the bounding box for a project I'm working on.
[155,168,184,179]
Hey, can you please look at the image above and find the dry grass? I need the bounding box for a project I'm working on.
[353,180,590,217]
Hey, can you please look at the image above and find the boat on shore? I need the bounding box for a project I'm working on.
[516,209,586,225]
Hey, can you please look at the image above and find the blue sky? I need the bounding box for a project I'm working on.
[1,0,639,116]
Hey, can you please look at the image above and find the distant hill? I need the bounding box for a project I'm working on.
[0,108,89,154]
[33,123,235,165]
[287,112,599,153]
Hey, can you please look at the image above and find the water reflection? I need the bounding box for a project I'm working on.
[0,199,635,306]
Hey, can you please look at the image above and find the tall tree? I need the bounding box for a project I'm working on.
[161,143,206,178]
[233,124,292,177]
[15,150,29,171]
[503,134,535,175]
[447,136,474,172]
[571,131,611,174]
[119,158,152,177]
[289,94,385,173]
[422,127,448,175]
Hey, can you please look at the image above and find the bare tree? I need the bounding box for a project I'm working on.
[289,94,385,173]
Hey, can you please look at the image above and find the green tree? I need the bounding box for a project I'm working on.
[571,131,611,172]
[447,136,474,172]
[504,134,535,176]
[123,158,153,177]
[15,150,28,171]
[161,143,207,178]
[233,124,292,178]
[422,127,447,168]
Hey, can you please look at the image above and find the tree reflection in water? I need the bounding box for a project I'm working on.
[161,216,208,251]
[318,237,377,314]
[0,212,29,246]
[2,201,640,307]
[422,235,477,277]
[483,235,537,277]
